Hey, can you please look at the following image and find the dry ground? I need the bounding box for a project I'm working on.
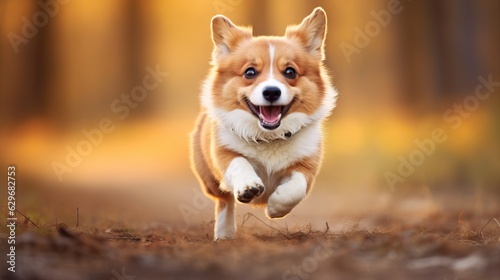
[1,185,500,280]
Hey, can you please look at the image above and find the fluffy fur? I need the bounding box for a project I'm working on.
[190,7,337,240]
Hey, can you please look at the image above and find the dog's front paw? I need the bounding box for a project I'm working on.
[266,194,293,219]
[225,157,265,203]
[235,180,264,203]
[266,172,307,218]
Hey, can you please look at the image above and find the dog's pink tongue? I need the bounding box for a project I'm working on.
[260,106,281,123]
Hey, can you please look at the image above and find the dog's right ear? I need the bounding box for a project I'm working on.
[211,15,252,61]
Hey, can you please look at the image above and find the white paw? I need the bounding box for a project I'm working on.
[266,192,297,218]
[214,228,235,240]
[234,176,265,203]
[225,157,265,203]
[265,171,307,219]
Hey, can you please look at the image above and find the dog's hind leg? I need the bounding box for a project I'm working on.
[214,194,235,240]
[191,113,235,239]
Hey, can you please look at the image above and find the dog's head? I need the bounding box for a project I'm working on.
[202,7,336,141]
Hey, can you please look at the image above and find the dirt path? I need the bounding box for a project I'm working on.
[1,187,500,280]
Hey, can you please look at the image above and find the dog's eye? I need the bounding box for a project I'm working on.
[283,67,297,79]
[244,67,258,79]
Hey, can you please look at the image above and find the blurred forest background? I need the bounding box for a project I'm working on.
[0,0,499,205]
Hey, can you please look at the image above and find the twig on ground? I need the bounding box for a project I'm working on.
[15,209,40,228]
[479,218,500,238]
[74,207,80,230]
[239,213,326,239]
[240,212,287,236]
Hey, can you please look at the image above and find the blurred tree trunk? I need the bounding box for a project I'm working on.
[46,1,130,128]
[0,1,46,129]
[398,0,485,111]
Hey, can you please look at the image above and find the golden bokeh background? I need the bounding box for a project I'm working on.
[1,0,499,202]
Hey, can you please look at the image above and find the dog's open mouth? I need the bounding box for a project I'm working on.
[245,99,293,130]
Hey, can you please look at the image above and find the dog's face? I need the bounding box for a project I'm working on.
[202,8,336,140]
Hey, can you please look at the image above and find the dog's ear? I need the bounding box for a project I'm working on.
[285,7,327,60]
[211,15,252,61]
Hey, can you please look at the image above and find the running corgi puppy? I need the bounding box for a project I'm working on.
[190,7,337,239]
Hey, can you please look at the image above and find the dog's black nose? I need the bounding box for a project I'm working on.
[262,87,281,102]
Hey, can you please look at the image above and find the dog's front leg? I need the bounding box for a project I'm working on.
[222,157,265,203]
[265,171,309,219]
[214,156,264,240]
[213,143,264,239]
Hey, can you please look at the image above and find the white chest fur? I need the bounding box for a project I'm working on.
[217,120,322,175]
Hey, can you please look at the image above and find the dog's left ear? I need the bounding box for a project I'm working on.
[285,7,327,60]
